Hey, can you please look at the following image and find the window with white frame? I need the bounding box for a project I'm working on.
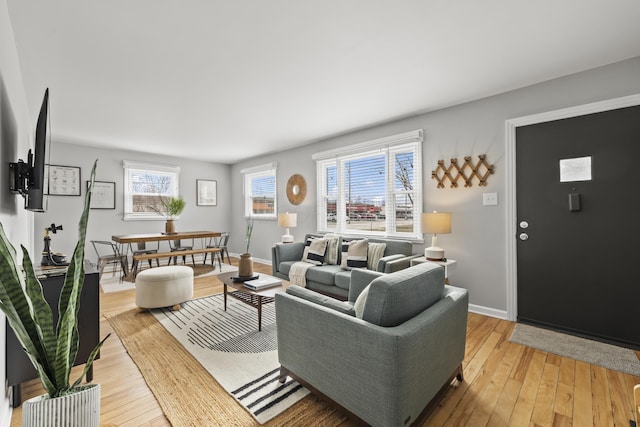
[314,130,423,239]
[123,161,180,220]
[242,162,277,218]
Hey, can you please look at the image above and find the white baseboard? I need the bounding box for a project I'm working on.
[228,253,271,267]
[469,304,508,320]
[229,255,509,320]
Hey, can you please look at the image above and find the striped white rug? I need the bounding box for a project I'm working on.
[150,293,308,424]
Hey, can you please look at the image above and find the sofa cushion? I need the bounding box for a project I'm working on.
[362,263,445,327]
[334,270,352,290]
[285,286,355,316]
[306,264,344,286]
[277,260,297,276]
[341,239,368,270]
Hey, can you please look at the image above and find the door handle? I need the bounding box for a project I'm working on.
[519,233,529,241]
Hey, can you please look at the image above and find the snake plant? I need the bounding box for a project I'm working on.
[0,160,109,398]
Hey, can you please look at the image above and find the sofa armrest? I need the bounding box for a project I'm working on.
[348,269,385,303]
[376,254,405,272]
[271,242,305,275]
[379,253,422,273]
[285,286,355,316]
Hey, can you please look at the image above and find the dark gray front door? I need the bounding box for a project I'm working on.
[515,104,640,348]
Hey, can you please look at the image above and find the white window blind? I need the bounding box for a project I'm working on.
[123,161,180,220]
[314,130,423,239]
[242,162,277,218]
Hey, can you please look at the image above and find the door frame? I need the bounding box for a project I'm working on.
[504,93,640,321]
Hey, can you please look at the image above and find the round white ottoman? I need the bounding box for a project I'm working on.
[135,265,193,310]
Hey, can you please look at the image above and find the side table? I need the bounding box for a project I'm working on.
[410,257,457,284]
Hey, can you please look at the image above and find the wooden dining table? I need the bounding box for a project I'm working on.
[112,230,221,245]
[112,230,223,258]
[111,231,222,280]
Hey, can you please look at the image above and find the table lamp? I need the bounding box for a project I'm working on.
[422,211,451,261]
[278,212,297,243]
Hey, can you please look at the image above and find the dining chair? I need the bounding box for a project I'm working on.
[204,232,230,265]
[130,241,160,274]
[91,240,128,282]
[168,239,195,265]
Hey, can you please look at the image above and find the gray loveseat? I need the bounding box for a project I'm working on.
[271,234,415,299]
[275,263,469,426]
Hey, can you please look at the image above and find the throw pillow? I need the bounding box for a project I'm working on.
[354,284,371,319]
[340,239,368,270]
[367,242,387,271]
[304,238,328,265]
[324,234,341,265]
[301,236,319,260]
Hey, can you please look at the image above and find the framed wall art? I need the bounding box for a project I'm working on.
[88,181,116,209]
[197,179,217,206]
[47,165,81,196]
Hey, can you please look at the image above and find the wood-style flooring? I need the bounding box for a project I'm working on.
[9,258,640,426]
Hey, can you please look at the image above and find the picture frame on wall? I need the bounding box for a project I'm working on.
[197,179,217,206]
[47,165,81,196]
[87,181,116,209]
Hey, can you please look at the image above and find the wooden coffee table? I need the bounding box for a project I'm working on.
[218,272,291,331]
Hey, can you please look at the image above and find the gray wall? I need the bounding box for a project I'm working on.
[231,56,640,316]
[35,142,232,263]
[1,0,35,422]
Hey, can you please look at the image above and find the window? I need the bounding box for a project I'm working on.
[314,130,423,239]
[242,162,277,219]
[123,161,180,220]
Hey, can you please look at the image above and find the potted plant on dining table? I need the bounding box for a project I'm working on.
[160,196,186,234]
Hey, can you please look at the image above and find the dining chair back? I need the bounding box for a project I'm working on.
[91,240,128,281]
[131,241,160,272]
[204,232,230,265]
[168,239,195,265]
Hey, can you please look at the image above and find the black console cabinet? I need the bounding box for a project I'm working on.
[5,261,100,406]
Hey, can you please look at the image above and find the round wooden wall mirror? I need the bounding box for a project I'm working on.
[286,174,307,205]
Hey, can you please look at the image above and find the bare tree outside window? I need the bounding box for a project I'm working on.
[123,161,180,220]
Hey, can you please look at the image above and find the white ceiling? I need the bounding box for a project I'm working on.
[8,1,640,164]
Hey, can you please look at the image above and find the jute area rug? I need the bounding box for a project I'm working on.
[105,297,346,426]
[509,323,640,376]
[151,294,308,424]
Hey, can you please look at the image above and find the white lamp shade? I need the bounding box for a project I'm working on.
[278,212,297,228]
[278,212,297,243]
[421,212,451,234]
[422,211,451,260]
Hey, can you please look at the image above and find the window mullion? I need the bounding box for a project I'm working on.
[336,159,346,233]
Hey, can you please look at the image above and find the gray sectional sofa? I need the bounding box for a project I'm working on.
[271,233,416,299]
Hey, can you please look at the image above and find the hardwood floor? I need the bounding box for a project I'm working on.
[9,258,640,426]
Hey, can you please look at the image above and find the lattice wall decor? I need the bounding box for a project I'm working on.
[431,154,495,188]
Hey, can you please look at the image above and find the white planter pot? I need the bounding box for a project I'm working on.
[22,383,100,427]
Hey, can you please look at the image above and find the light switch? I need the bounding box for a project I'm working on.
[483,192,498,206]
